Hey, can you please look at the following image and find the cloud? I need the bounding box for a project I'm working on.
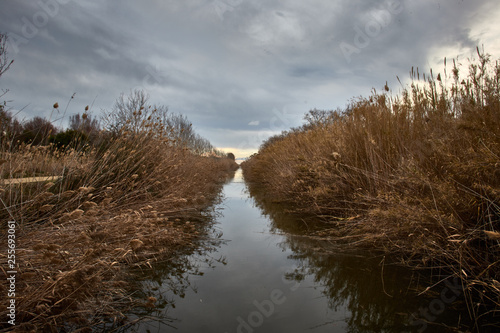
[0,0,499,156]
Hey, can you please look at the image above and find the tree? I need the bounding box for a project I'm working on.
[303,109,334,127]
[227,152,235,160]
[50,129,88,150]
[104,89,166,135]
[165,113,194,146]
[0,33,14,79]
[104,90,218,155]
[190,133,215,155]
[0,32,20,149]
[19,116,58,145]
[0,109,21,146]
[163,113,218,155]
[69,113,100,133]
[69,112,100,144]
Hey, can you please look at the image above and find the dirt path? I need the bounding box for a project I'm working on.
[0,176,61,185]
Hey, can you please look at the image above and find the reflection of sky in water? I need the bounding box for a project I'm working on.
[157,170,347,332]
[131,169,472,333]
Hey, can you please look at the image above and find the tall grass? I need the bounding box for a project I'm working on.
[242,50,500,324]
[0,106,238,331]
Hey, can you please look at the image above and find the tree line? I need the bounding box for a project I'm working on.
[0,91,225,157]
[1,33,228,157]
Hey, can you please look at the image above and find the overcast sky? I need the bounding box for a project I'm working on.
[1,0,499,158]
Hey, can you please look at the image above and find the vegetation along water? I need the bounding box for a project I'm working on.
[241,49,500,331]
[0,32,239,330]
[0,27,499,332]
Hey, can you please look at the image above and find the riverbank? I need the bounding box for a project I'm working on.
[0,124,238,331]
[241,53,500,327]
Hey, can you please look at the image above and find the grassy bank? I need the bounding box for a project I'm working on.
[242,51,500,323]
[0,105,238,331]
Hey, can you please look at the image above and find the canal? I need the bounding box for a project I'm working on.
[128,169,471,332]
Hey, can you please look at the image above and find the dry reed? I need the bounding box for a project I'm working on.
[0,107,238,331]
[242,50,500,328]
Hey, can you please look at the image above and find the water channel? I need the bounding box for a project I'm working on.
[128,169,473,332]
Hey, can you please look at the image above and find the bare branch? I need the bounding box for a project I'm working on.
[0,33,14,78]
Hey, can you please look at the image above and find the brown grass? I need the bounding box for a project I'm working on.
[242,50,500,324]
[0,110,238,331]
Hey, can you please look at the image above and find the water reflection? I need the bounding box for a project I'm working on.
[124,239,227,331]
[116,173,235,332]
[120,169,478,332]
[246,178,473,332]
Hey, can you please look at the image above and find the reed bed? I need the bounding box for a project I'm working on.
[242,50,500,327]
[0,108,238,331]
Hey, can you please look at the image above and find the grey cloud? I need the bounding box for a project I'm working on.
[0,0,498,155]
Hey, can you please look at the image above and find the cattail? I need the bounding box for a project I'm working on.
[79,186,95,193]
[53,102,59,108]
[102,198,113,206]
[81,201,98,210]
[40,204,54,212]
[69,209,84,219]
[36,192,54,202]
[61,190,76,198]
[130,239,144,251]
[85,209,99,216]
[484,231,500,240]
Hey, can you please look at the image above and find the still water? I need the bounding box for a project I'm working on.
[129,169,471,332]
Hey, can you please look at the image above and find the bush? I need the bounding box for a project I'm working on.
[50,129,89,150]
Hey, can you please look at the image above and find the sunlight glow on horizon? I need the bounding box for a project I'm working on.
[219,147,258,160]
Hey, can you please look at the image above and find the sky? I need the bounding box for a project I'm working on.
[1,0,500,158]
